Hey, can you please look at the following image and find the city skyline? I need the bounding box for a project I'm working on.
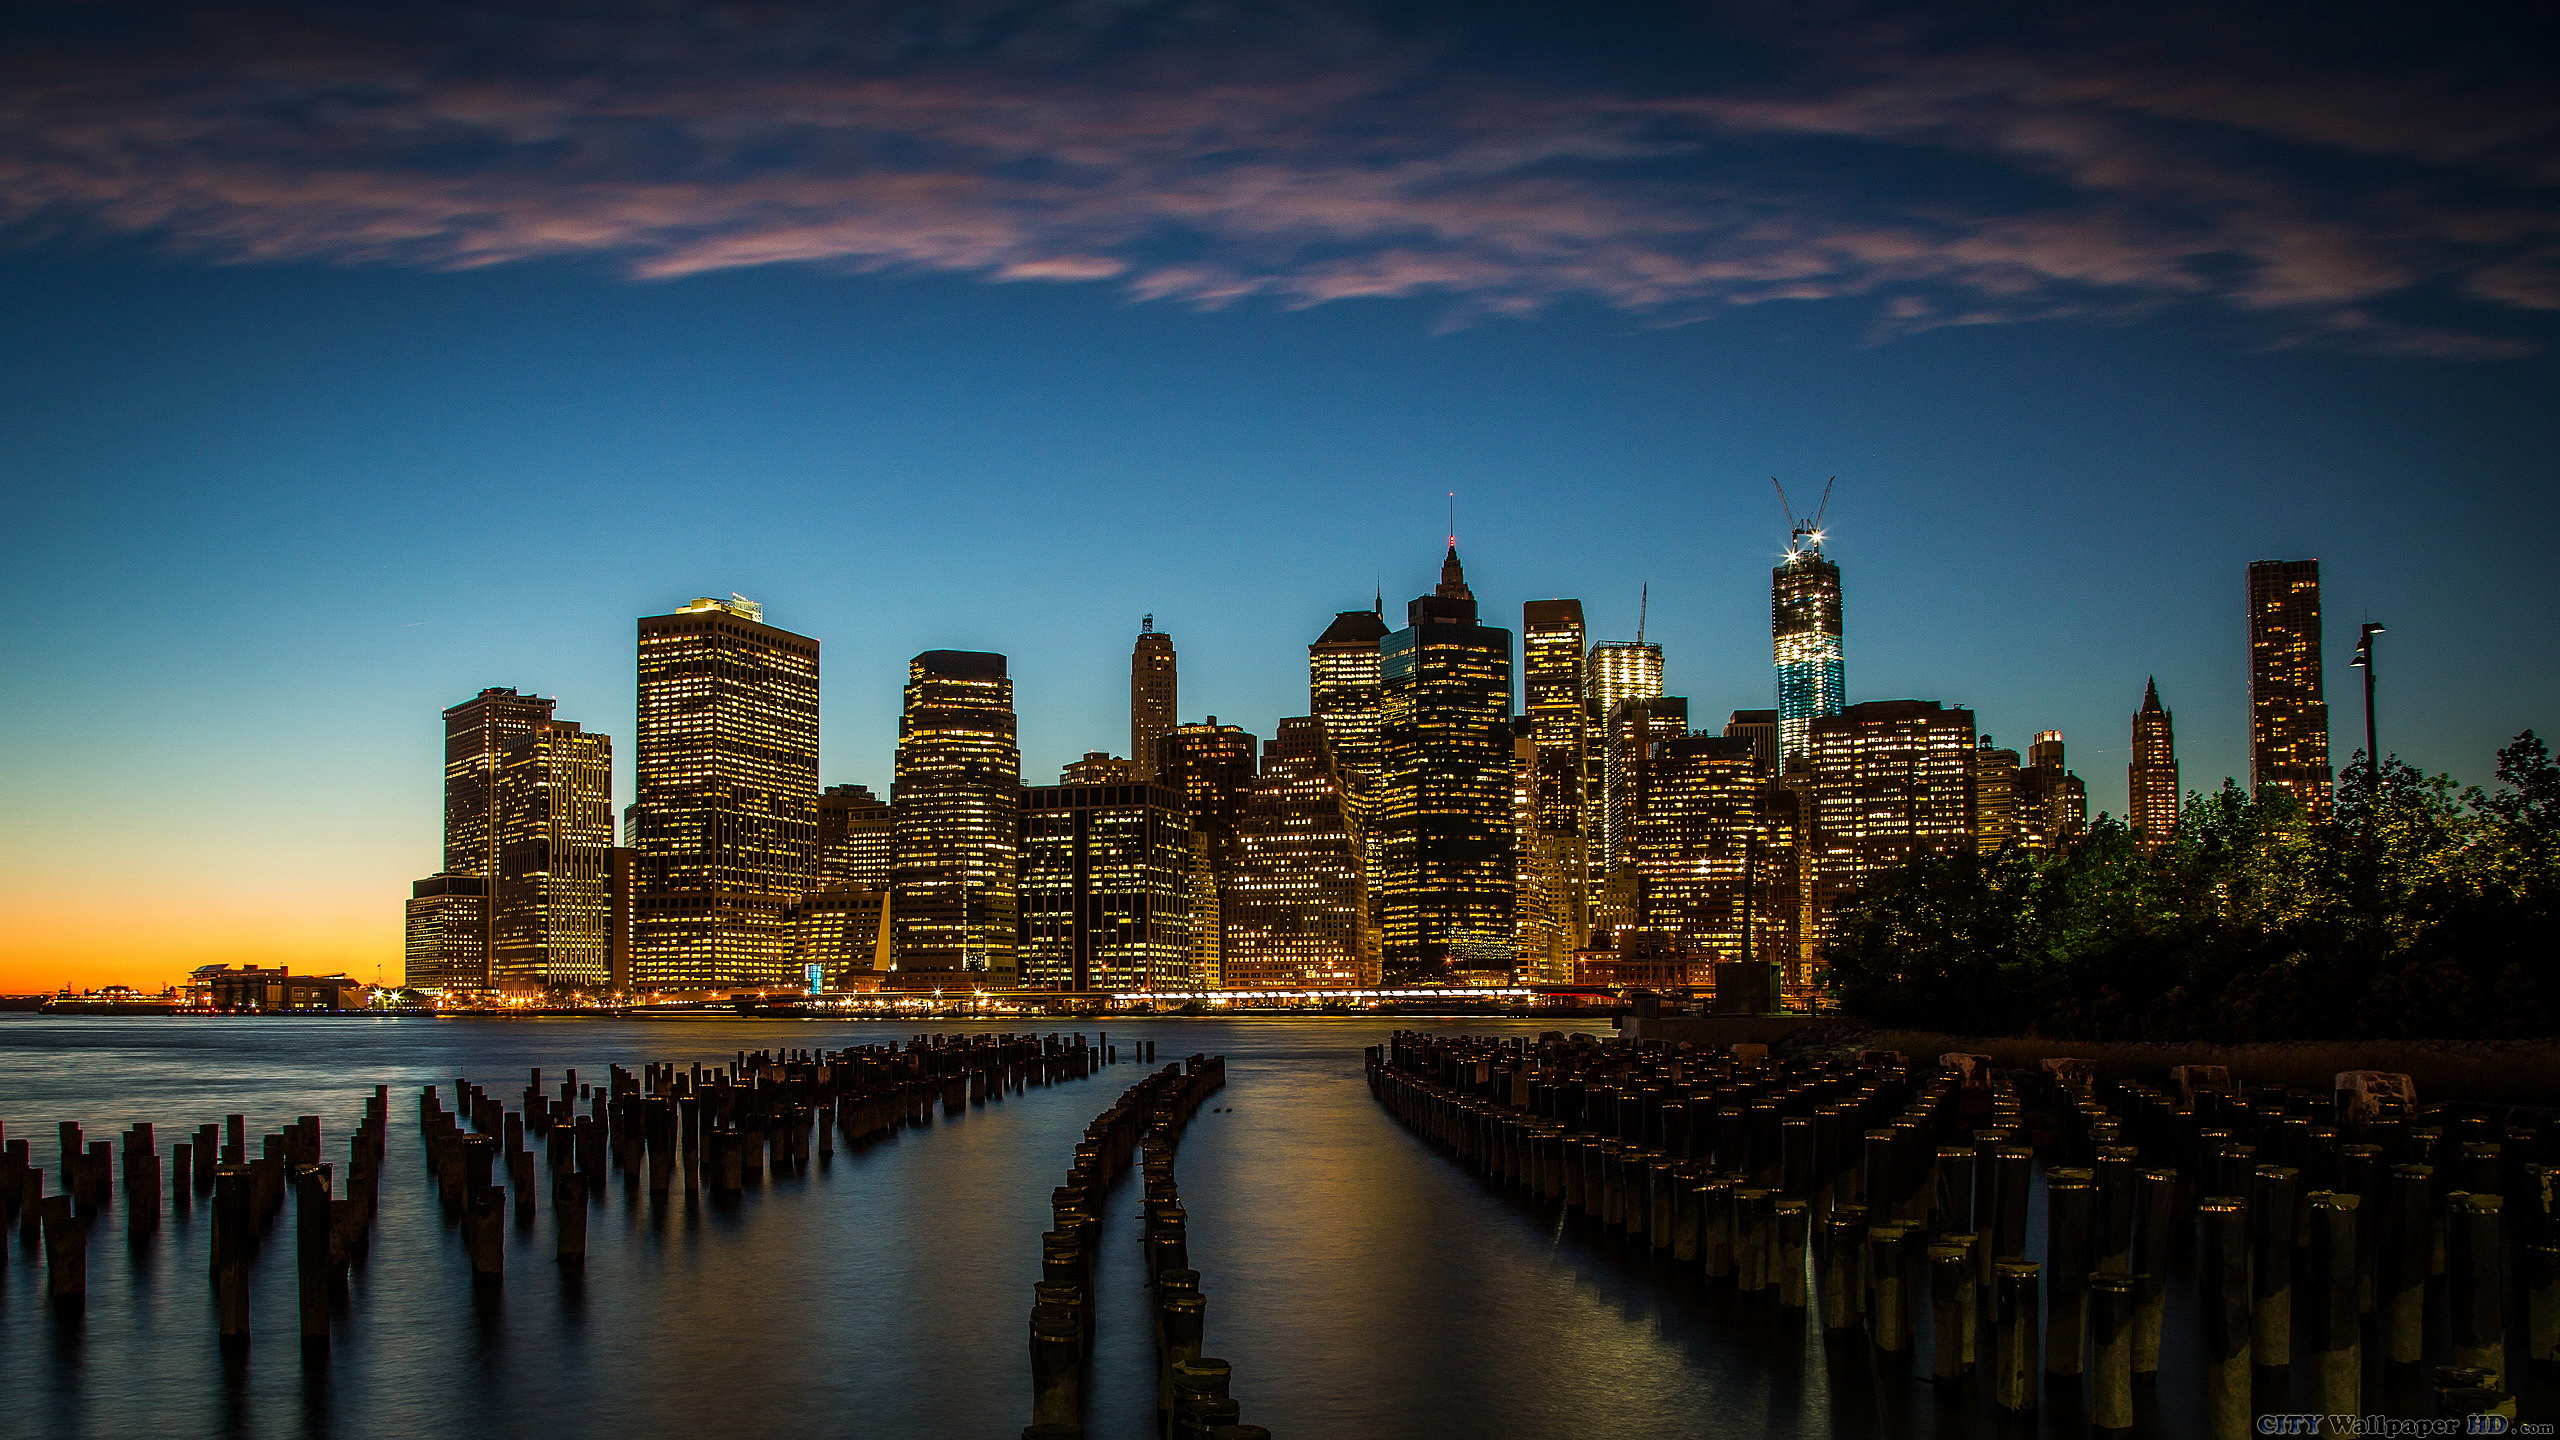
[5,1,2557,992]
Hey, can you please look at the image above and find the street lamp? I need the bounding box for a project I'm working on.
[2350,622,2386,781]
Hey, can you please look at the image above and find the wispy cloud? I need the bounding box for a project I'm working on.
[3,1,2552,356]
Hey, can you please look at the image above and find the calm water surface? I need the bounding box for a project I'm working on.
[0,1016,2529,1437]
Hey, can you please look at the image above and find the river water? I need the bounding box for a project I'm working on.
[0,1016,2538,1437]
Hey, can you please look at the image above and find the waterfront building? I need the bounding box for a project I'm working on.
[1130,619,1177,781]
[1633,734,1798,968]
[628,597,820,992]
[2129,679,2180,851]
[491,719,615,992]
[1309,608,1388,795]
[1805,699,1976,946]
[2248,559,2332,815]
[1773,536,1846,770]
[790,887,888,992]
[888,649,1020,984]
[815,783,893,890]
[1017,782,1194,993]
[435,686,556,986]
[404,874,489,991]
[1377,546,1516,979]
[1225,717,1378,988]
[1154,719,1258,988]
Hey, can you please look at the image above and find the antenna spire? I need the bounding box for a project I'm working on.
[1141,613,1153,634]
[1636,582,1649,644]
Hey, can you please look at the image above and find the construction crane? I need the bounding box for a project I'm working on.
[1772,476,1836,555]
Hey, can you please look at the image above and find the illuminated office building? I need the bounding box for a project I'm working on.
[1522,600,1590,836]
[405,875,489,991]
[1309,608,1388,795]
[2129,680,2180,851]
[1773,538,1847,770]
[2021,730,2089,847]
[1603,695,1688,874]
[1017,782,1194,993]
[1061,752,1142,784]
[433,686,556,986]
[628,596,821,992]
[1512,729,1584,981]
[1155,719,1258,989]
[2248,559,2332,816]
[1226,717,1378,988]
[1130,620,1177,781]
[1805,700,1976,947]
[1723,709,1779,778]
[1378,546,1516,979]
[491,720,615,992]
[889,650,1020,984]
[791,887,888,992]
[1585,639,1664,852]
[1971,736,2025,853]
[815,783,893,890]
[1635,735,1798,967]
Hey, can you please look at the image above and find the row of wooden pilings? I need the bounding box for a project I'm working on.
[2,1093,394,1353]
[1367,1032,2550,1430]
[4,1031,1106,1353]
[1026,1051,1263,1440]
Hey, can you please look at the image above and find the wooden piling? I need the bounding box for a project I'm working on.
[2250,1164,2298,1368]
[2045,1170,2094,1377]
[2088,1272,2136,1430]
[2448,1191,2506,1383]
[2197,1197,2252,1440]
[2306,1191,2360,1417]
[1992,1260,2041,1412]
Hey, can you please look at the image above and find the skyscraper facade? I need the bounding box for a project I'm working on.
[404,874,489,990]
[1378,547,1516,979]
[1635,734,1798,967]
[1773,541,1846,770]
[1805,700,1976,948]
[1585,638,1664,858]
[1223,717,1380,988]
[2021,730,2089,847]
[814,783,893,890]
[1603,694,1690,875]
[1521,600,1589,836]
[2248,559,2331,815]
[1309,608,1388,795]
[1155,719,1259,990]
[491,719,615,992]
[433,686,556,987]
[2129,679,2180,851]
[1017,782,1194,992]
[629,596,821,992]
[888,650,1020,984]
[1130,620,1177,781]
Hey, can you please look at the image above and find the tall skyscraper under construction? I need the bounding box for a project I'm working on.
[1130,619,1177,781]
[2248,559,2331,816]
[1378,545,1515,979]
[2129,680,2180,850]
[628,596,821,992]
[888,650,1020,984]
[1773,527,1846,771]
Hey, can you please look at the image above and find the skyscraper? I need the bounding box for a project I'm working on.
[1805,700,1976,952]
[1511,727,1583,981]
[2248,559,2331,815]
[1224,717,1381,988]
[1017,781,1194,993]
[1155,718,1259,989]
[1378,545,1516,979]
[434,686,556,987]
[1773,536,1846,771]
[1603,694,1689,875]
[1970,735,2025,854]
[814,783,893,890]
[404,874,489,991]
[2021,730,2089,847]
[629,596,821,992]
[1521,600,1589,837]
[1130,619,1177,781]
[2129,679,2180,851]
[491,719,615,992]
[1635,734,1798,967]
[1309,607,1388,795]
[1585,638,1664,856]
[795,783,891,991]
[888,650,1020,984]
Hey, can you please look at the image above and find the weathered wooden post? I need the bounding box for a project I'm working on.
[2384,1162,2433,1366]
[2045,1169,2094,1378]
[41,1194,85,1305]
[2306,1191,2360,1416]
[2131,1168,2175,1375]
[2087,1271,2136,1430]
[1928,1240,1975,1381]
[555,1171,588,1267]
[212,1165,252,1349]
[2251,1164,2298,1369]
[1992,1260,2042,1413]
[2448,1191,2506,1383]
[294,1165,331,1352]
[2197,1197,2253,1440]
[1028,1300,1083,1431]
[1774,1198,1809,1308]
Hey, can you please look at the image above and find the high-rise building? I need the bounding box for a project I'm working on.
[2129,679,2180,851]
[1130,619,1177,781]
[1225,717,1378,988]
[2021,730,2089,847]
[404,874,489,991]
[888,650,1020,984]
[1971,736,2025,853]
[1805,700,1976,948]
[435,686,556,986]
[491,719,615,993]
[1061,752,1142,785]
[1309,608,1389,795]
[2248,559,2331,815]
[815,783,893,890]
[629,596,821,992]
[1512,728,1584,981]
[1585,639,1664,856]
[1773,538,1846,770]
[1522,601,1589,836]
[1378,546,1516,979]
[1634,735,1799,967]
[1155,719,1259,989]
[1723,709,1780,778]
[1017,782,1194,993]
[1602,694,1690,876]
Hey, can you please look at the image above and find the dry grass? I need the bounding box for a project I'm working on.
[1816,1027,2560,1106]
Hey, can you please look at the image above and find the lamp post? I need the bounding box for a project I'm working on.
[2350,622,2386,781]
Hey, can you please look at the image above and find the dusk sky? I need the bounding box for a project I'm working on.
[4,0,2556,990]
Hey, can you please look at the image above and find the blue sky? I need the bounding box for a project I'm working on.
[2,0,2555,984]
